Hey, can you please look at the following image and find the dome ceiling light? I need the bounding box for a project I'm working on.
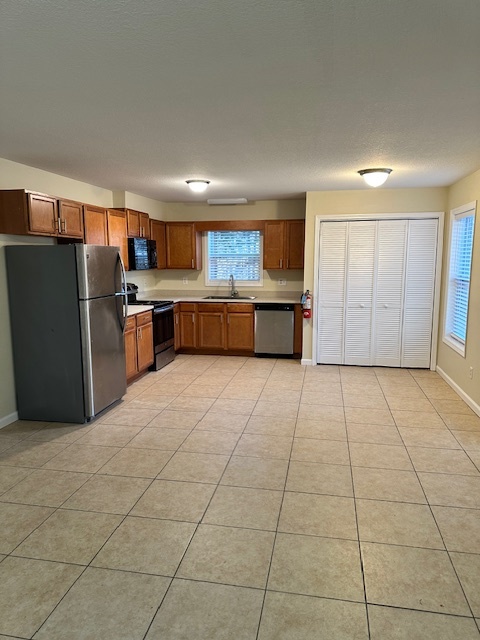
[358,168,392,187]
[186,179,210,193]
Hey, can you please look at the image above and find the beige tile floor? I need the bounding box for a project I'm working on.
[0,355,480,639]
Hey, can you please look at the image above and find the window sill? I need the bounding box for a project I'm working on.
[442,334,466,357]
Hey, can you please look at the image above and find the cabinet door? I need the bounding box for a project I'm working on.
[125,328,138,381]
[402,219,438,368]
[139,212,150,239]
[137,322,154,371]
[174,310,180,350]
[150,219,166,269]
[263,220,285,269]
[226,313,253,350]
[58,200,84,238]
[344,221,376,366]
[374,220,407,367]
[166,223,200,269]
[107,209,129,271]
[198,312,225,349]
[126,210,140,237]
[285,220,305,269]
[84,205,108,245]
[27,193,58,235]
[179,312,197,348]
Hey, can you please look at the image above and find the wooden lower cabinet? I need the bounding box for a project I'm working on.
[125,311,154,383]
[226,303,254,351]
[179,304,197,348]
[175,302,254,354]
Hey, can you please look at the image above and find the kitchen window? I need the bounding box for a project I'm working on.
[443,201,476,356]
[205,230,263,286]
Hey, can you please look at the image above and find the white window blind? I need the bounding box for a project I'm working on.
[206,231,261,283]
[445,203,476,354]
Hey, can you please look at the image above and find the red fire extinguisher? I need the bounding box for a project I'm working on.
[301,290,312,319]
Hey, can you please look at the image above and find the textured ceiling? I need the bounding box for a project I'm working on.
[1,0,480,202]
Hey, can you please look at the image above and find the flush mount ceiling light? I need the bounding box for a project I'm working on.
[358,168,392,188]
[186,179,210,193]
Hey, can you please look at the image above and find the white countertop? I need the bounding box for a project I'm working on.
[126,304,154,316]
[136,289,302,305]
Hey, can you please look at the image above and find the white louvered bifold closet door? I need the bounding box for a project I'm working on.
[317,222,348,363]
[344,221,376,365]
[374,220,407,367]
[401,219,438,368]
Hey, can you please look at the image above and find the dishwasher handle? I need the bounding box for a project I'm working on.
[254,303,294,312]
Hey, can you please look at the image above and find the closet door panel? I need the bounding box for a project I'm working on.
[402,219,438,368]
[374,220,407,367]
[317,222,347,364]
[344,221,376,365]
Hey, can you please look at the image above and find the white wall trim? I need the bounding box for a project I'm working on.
[312,211,444,368]
[436,366,480,418]
[301,358,313,366]
[0,411,19,429]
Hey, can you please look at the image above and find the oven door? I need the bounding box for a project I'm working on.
[152,305,174,354]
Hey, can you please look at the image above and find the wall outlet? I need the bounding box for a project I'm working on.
[278,279,287,286]
[182,277,189,285]
[469,367,474,379]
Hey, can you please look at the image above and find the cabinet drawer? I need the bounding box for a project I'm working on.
[135,310,152,327]
[226,303,253,313]
[197,303,224,313]
[125,316,136,332]
[179,303,196,312]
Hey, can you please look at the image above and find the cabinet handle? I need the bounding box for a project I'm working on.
[191,259,194,268]
[62,219,67,234]
[227,316,230,324]
[279,258,283,268]
[175,315,179,325]
[192,315,195,323]
[384,304,389,309]
[220,315,223,323]
[360,304,365,308]
[286,258,289,269]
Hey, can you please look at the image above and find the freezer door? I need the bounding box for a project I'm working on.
[76,244,123,299]
[80,296,127,418]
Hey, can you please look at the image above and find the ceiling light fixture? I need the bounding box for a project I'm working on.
[186,179,210,193]
[358,168,392,188]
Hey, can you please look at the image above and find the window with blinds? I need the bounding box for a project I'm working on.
[444,202,476,356]
[206,231,262,285]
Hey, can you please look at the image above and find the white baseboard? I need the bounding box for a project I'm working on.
[301,358,313,366]
[0,411,19,429]
[436,366,480,418]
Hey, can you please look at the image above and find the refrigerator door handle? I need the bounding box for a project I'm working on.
[117,252,128,334]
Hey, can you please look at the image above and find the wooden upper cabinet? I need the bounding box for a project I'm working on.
[27,193,58,235]
[106,209,129,271]
[263,219,305,269]
[166,222,201,270]
[285,220,305,269]
[83,205,108,245]
[120,209,150,239]
[150,219,166,269]
[58,200,84,238]
[263,221,285,269]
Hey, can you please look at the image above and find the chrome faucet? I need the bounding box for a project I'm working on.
[228,274,238,298]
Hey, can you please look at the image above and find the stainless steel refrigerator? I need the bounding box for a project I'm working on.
[6,244,128,423]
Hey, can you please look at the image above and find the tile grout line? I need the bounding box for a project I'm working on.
[254,359,306,640]
[341,367,372,640]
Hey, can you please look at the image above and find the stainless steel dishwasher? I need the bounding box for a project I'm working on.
[254,303,295,356]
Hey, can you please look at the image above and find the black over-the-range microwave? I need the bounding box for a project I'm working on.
[127,237,157,270]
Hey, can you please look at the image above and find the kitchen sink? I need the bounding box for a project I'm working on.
[203,295,256,300]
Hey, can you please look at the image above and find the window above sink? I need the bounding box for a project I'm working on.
[205,230,263,287]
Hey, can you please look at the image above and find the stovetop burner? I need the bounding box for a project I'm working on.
[130,299,174,309]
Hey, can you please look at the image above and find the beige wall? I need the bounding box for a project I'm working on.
[303,187,448,360]
[437,168,480,407]
[0,159,114,424]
